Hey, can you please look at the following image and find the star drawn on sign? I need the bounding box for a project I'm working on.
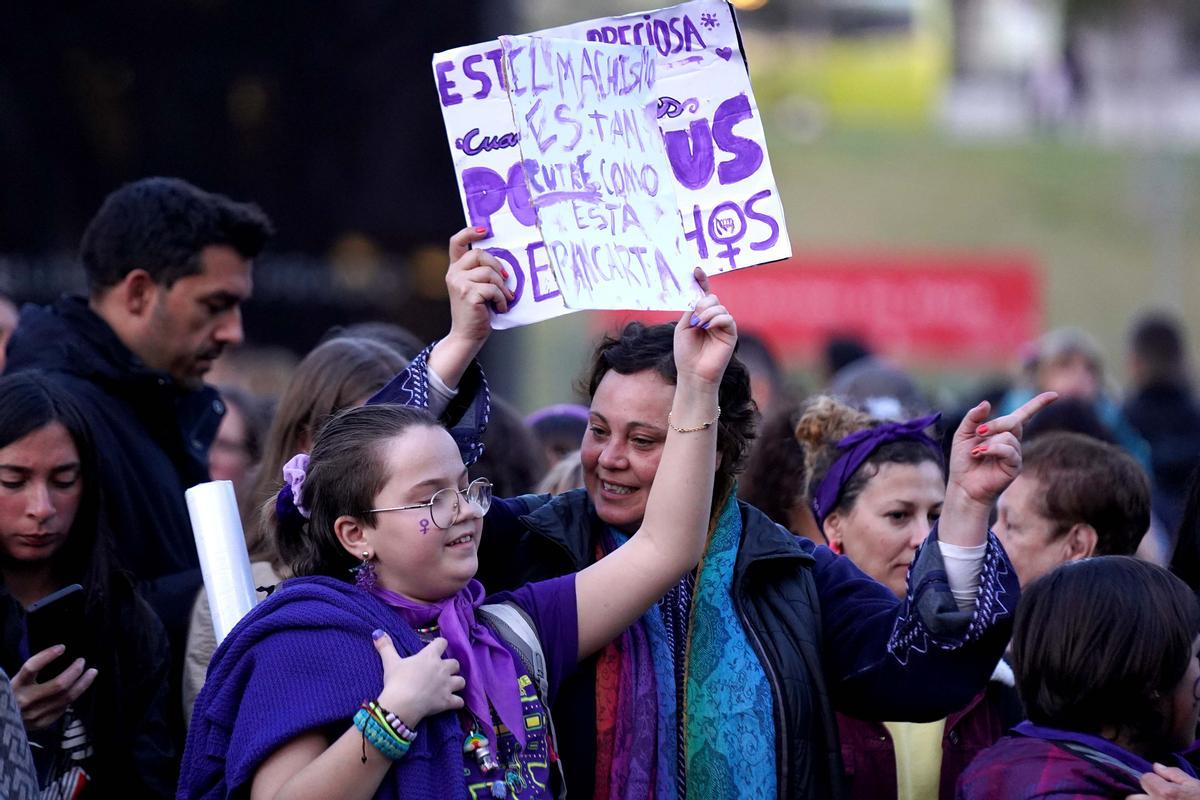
[700,11,719,29]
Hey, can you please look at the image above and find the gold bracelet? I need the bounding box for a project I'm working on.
[667,406,720,433]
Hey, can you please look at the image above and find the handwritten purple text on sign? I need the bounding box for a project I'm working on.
[501,36,696,311]
[433,0,790,328]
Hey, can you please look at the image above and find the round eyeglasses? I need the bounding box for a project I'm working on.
[366,478,493,530]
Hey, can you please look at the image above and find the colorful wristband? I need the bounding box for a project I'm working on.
[354,708,411,762]
[362,700,418,743]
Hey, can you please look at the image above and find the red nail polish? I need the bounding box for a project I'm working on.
[976,424,989,435]
[972,446,988,456]
[501,269,509,280]
[475,227,487,234]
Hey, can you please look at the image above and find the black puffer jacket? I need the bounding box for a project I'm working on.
[477,489,1018,800]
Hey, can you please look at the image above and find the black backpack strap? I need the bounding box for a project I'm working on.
[478,602,568,799]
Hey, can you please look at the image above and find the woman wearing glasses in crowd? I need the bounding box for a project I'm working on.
[346,228,1051,800]
[178,266,736,799]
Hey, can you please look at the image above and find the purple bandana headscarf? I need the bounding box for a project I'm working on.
[810,413,942,530]
[369,579,526,748]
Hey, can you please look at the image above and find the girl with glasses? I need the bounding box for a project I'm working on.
[178,268,737,800]
[372,227,1054,800]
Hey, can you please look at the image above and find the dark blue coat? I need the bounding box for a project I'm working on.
[5,295,218,642]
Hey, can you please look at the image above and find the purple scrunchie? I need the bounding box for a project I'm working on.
[275,453,311,521]
[809,413,942,530]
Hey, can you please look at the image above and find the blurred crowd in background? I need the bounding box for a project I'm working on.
[2,1,1200,799]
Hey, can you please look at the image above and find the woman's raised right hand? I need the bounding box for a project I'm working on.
[10,645,98,731]
[372,632,465,727]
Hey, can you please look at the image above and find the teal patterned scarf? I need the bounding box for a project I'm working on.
[684,492,777,799]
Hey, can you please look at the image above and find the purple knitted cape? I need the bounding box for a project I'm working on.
[177,576,468,800]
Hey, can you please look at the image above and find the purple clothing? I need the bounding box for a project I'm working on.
[838,680,1020,800]
[368,341,490,466]
[178,575,577,800]
[461,665,556,798]
[461,578,579,799]
[810,413,942,528]
[957,722,1197,799]
[372,580,527,748]
[485,577,579,712]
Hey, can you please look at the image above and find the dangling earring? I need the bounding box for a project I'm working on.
[354,550,377,590]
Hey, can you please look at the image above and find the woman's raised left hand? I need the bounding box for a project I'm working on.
[673,268,737,387]
[946,391,1057,508]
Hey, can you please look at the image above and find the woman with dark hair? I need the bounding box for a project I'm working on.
[0,372,173,797]
[736,400,822,543]
[392,227,1049,800]
[958,557,1200,798]
[797,395,1025,799]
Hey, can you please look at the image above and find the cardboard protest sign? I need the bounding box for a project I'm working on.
[434,0,790,328]
[499,35,698,311]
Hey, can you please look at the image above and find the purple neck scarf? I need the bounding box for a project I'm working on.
[369,579,526,748]
[810,413,942,530]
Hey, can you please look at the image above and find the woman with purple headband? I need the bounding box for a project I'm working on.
[381,228,1057,800]
[797,396,1037,800]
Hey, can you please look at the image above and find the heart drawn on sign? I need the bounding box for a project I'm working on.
[715,47,733,61]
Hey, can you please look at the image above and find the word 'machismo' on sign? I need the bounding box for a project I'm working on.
[433,12,708,108]
[501,35,696,312]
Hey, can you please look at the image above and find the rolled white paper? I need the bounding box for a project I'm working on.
[186,480,258,644]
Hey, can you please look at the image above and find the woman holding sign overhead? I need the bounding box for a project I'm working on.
[179,259,735,800]
[355,226,1050,800]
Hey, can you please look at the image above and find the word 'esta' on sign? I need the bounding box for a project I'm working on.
[500,35,697,312]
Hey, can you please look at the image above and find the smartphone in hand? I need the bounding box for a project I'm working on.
[26,584,85,683]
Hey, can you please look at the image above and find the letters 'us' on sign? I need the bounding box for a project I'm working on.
[433,0,792,328]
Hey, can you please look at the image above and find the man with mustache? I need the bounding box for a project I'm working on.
[4,177,273,688]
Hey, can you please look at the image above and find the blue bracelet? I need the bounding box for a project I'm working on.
[354,708,411,762]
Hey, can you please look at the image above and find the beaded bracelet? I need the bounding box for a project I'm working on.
[362,700,417,742]
[353,708,411,762]
[667,405,721,434]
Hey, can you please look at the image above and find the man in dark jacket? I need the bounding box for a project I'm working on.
[1124,313,1200,532]
[5,177,273,660]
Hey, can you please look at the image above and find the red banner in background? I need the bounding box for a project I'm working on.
[594,252,1042,367]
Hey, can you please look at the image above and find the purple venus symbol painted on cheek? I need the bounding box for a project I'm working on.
[419,519,430,536]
